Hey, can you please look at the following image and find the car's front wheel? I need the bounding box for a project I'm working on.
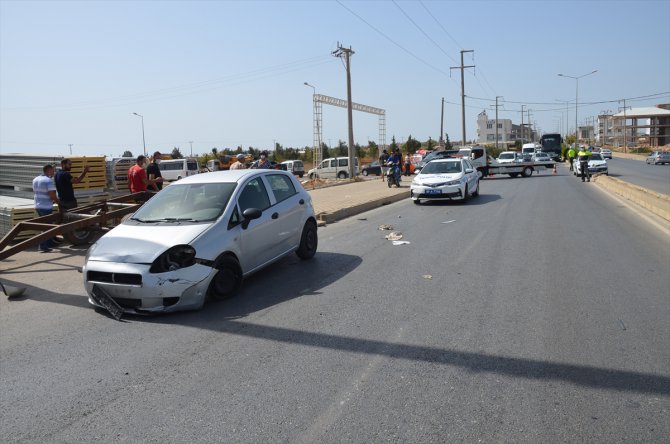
[462,184,469,202]
[296,220,318,260]
[472,180,479,197]
[209,256,242,300]
[362,170,369,176]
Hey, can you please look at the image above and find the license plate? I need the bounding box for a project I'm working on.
[425,189,442,194]
[91,285,124,321]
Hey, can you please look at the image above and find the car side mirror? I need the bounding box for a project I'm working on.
[241,207,262,229]
[465,168,474,174]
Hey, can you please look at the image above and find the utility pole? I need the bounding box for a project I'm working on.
[68,144,73,155]
[521,105,526,144]
[450,50,475,145]
[492,96,503,151]
[622,98,627,153]
[439,97,445,148]
[332,43,356,178]
[527,109,533,142]
[189,141,193,157]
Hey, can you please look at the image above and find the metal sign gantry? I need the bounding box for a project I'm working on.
[311,93,386,174]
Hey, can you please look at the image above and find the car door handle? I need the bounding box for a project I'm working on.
[272,212,279,219]
[299,199,305,205]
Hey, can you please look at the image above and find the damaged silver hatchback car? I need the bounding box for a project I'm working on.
[83,169,317,314]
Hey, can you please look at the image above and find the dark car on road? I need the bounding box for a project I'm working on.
[361,160,384,176]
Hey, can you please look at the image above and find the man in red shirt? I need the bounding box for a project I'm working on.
[128,155,148,193]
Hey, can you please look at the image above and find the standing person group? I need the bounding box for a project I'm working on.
[55,158,90,211]
[32,164,60,252]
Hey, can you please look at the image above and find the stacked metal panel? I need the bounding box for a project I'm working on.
[0,196,40,240]
[0,154,62,190]
[105,157,135,191]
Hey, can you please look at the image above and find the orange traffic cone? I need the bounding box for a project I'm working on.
[552,164,557,175]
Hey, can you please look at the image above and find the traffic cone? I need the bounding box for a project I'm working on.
[552,164,557,175]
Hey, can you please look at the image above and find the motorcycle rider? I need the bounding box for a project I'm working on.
[387,149,402,185]
[577,146,592,182]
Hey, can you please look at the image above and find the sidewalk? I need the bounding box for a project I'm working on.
[306,177,409,225]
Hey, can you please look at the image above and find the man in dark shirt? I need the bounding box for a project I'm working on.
[146,151,164,191]
[55,158,90,211]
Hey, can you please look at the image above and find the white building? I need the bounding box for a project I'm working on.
[476,110,536,145]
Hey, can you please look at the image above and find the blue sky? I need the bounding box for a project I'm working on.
[1,0,669,157]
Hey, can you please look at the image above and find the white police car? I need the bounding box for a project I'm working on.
[410,158,480,204]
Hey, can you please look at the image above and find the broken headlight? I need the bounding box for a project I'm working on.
[150,245,196,273]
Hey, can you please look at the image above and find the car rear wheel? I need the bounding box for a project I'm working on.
[296,220,318,260]
[63,228,97,245]
[413,199,421,205]
[209,256,242,300]
[522,166,533,177]
[362,170,369,176]
[337,171,348,179]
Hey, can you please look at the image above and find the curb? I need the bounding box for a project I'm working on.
[316,190,408,225]
[594,175,670,222]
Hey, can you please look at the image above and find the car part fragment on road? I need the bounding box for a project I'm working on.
[391,240,410,246]
[0,281,26,298]
[378,224,394,230]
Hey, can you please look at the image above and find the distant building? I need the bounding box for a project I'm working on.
[476,110,537,145]
[602,105,670,148]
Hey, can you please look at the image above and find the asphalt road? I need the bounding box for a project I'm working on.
[606,157,670,195]
[1,170,669,442]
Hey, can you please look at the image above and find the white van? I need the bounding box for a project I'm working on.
[521,143,541,156]
[159,158,199,181]
[307,157,359,179]
[281,160,305,178]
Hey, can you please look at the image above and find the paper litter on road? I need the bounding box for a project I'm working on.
[422,275,432,279]
[441,220,456,224]
[392,241,410,246]
[385,231,403,241]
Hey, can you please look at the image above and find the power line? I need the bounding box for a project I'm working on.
[419,0,462,54]
[335,0,450,77]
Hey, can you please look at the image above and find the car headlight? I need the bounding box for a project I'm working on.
[446,179,460,186]
[150,245,196,273]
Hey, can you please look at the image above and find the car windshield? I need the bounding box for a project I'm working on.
[421,161,462,174]
[590,153,603,160]
[131,182,237,223]
[499,153,515,159]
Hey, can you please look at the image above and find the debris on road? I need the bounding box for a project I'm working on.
[378,224,394,230]
[392,240,410,246]
[385,231,403,241]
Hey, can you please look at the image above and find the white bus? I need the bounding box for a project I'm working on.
[158,158,199,182]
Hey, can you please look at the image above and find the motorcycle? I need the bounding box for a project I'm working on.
[386,162,401,188]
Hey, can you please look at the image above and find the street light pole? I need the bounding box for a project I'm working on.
[132,112,146,156]
[558,70,597,145]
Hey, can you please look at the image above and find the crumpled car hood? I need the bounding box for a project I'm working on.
[87,223,210,263]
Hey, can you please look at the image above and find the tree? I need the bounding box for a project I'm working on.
[405,135,421,154]
[427,137,434,151]
[389,136,399,153]
[367,140,379,160]
[171,147,183,159]
[337,140,348,157]
[445,134,452,149]
[211,147,218,156]
[122,150,133,157]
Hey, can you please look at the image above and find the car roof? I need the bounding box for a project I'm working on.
[428,158,463,163]
[174,169,290,185]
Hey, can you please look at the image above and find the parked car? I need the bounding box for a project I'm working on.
[646,151,670,165]
[573,152,608,176]
[307,157,359,179]
[83,169,318,314]
[410,158,479,204]
[600,149,613,159]
[281,160,305,177]
[361,160,383,176]
[496,151,520,164]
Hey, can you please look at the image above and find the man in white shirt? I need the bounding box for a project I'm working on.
[32,164,60,252]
